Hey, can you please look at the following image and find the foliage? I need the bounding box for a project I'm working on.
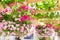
[0,0,60,37]
[34,11,60,19]
[35,0,57,11]
[0,0,25,8]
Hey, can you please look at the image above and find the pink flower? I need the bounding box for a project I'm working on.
[19,15,30,22]
[21,27,24,32]
[12,27,16,30]
[8,27,13,30]
[0,28,2,32]
[21,5,30,10]
[8,21,13,24]
[2,32,6,36]
[0,15,2,20]
[17,9,22,12]
[0,23,4,28]
[8,25,11,27]
[4,7,12,13]
[16,24,20,27]
[11,32,15,35]
[2,26,7,30]
[0,9,3,13]
[2,20,7,26]
[53,26,57,31]
[8,2,15,7]
[31,9,36,15]
[47,24,52,28]
[17,2,21,5]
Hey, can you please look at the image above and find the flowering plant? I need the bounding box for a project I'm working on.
[0,0,60,38]
[35,23,58,36]
[0,1,33,36]
[35,0,57,11]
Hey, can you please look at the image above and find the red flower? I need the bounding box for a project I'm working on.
[19,15,30,22]
[19,17,25,22]
[21,5,30,10]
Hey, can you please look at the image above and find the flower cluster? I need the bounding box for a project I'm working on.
[19,15,30,22]
[0,20,20,36]
[0,2,33,36]
[36,23,59,36]
[0,0,60,37]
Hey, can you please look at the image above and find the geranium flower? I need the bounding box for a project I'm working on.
[4,7,12,13]
[21,5,30,10]
[19,15,30,22]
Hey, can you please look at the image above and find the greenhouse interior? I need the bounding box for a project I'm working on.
[0,0,60,40]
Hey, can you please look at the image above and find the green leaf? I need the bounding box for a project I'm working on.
[1,0,14,4]
[3,29,9,33]
[49,12,54,19]
[24,20,31,25]
[18,0,24,2]
[1,2,6,8]
[36,0,56,11]
[35,13,44,19]
[3,15,12,21]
